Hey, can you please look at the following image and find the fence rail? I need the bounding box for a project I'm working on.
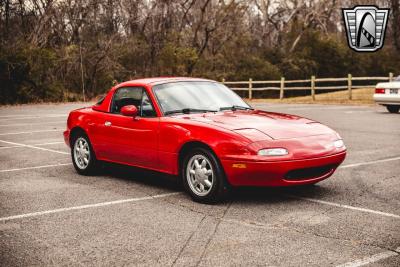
[222,73,394,100]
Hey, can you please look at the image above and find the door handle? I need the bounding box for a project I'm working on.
[104,121,112,127]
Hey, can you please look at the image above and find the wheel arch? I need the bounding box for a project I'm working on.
[178,141,216,170]
[69,126,88,146]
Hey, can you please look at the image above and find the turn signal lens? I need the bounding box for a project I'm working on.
[375,88,385,94]
[258,148,288,156]
[334,139,344,148]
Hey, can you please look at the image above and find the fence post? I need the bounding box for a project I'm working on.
[347,74,352,100]
[249,78,253,100]
[222,78,225,83]
[311,75,315,101]
[280,77,285,100]
[389,72,394,82]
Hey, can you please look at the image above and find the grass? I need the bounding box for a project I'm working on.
[249,88,375,105]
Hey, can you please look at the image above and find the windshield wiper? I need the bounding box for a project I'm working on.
[164,108,218,115]
[219,105,253,111]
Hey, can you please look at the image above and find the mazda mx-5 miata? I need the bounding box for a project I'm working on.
[64,77,346,203]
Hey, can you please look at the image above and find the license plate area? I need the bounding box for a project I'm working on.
[390,89,399,94]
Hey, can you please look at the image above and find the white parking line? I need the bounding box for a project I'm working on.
[0,141,64,149]
[340,156,400,169]
[0,129,60,136]
[0,121,65,127]
[0,192,181,222]
[0,114,66,118]
[336,247,400,267]
[0,139,69,155]
[289,195,400,219]
[0,163,72,173]
[0,115,67,122]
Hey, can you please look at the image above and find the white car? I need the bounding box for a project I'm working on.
[374,75,400,113]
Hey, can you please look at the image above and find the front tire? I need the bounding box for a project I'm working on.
[181,147,229,203]
[386,105,400,113]
[71,133,98,175]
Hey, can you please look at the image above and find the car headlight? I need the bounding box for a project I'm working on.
[258,148,288,156]
[334,139,344,148]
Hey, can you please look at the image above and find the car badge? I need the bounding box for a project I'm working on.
[342,5,389,52]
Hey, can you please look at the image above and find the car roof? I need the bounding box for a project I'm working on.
[116,77,215,88]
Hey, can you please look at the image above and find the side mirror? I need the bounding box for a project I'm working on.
[120,105,138,117]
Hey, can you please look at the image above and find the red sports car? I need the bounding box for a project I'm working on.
[64,77,346,203]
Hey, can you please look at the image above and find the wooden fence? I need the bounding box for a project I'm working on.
[222,72,395,100]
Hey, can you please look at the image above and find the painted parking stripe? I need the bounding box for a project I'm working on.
[0,141,64,149]
[336,247,400,267]
[0,163,72,173]
[288,195,400,219]
[0,121,65,127]
[340,156,400,169]
[0,114,66,118]
[0,139,69,155]
[0,129,60,136]
[0,192,181,222]
[0,115,67,122]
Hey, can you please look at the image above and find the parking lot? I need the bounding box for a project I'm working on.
[0,102,399,266]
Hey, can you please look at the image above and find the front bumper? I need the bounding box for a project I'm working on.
[221,151,346,186]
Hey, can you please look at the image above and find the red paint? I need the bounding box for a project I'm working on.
[120,105,138,117]
[64,77,346,186]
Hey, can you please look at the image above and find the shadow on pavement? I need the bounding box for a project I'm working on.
[98,161,336,204]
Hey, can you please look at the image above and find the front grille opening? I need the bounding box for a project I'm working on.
[285,164,336,181]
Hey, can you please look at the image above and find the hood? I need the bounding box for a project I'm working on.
[180,110,334,141]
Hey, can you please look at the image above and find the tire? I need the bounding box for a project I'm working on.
[71,133,98,175]
[181,147,230,204]
[386,105,400,113]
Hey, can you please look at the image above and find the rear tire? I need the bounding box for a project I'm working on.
[181,147,229,204]
[386,105,400,113]
[71,133,98,175]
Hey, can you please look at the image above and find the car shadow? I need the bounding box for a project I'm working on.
[231,184,335,204]
[99,162,180,192]
[98,162,335,204]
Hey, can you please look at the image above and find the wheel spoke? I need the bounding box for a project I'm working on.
[205,169,212,176]
[199,183,205,192]
[194,159,201,169]
[189,169,196,175]
[203,179,212,188]
[83,157,88,164]
[201,159,206,168]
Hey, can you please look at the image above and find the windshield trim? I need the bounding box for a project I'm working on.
[151,80,251,116]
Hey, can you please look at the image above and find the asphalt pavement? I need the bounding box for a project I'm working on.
[0,102,399,266]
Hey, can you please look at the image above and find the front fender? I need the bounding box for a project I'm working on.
[158,118,252,174]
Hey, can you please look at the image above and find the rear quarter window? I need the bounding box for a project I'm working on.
[95,95,105,105]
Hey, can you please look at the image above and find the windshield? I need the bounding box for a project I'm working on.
[153,81,250,115]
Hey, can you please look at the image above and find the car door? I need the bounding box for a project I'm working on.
[99,86,159,169]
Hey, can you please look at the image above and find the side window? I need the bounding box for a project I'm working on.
[111,87,156,117]
[111,87,143,114]
[141,93,157,117]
